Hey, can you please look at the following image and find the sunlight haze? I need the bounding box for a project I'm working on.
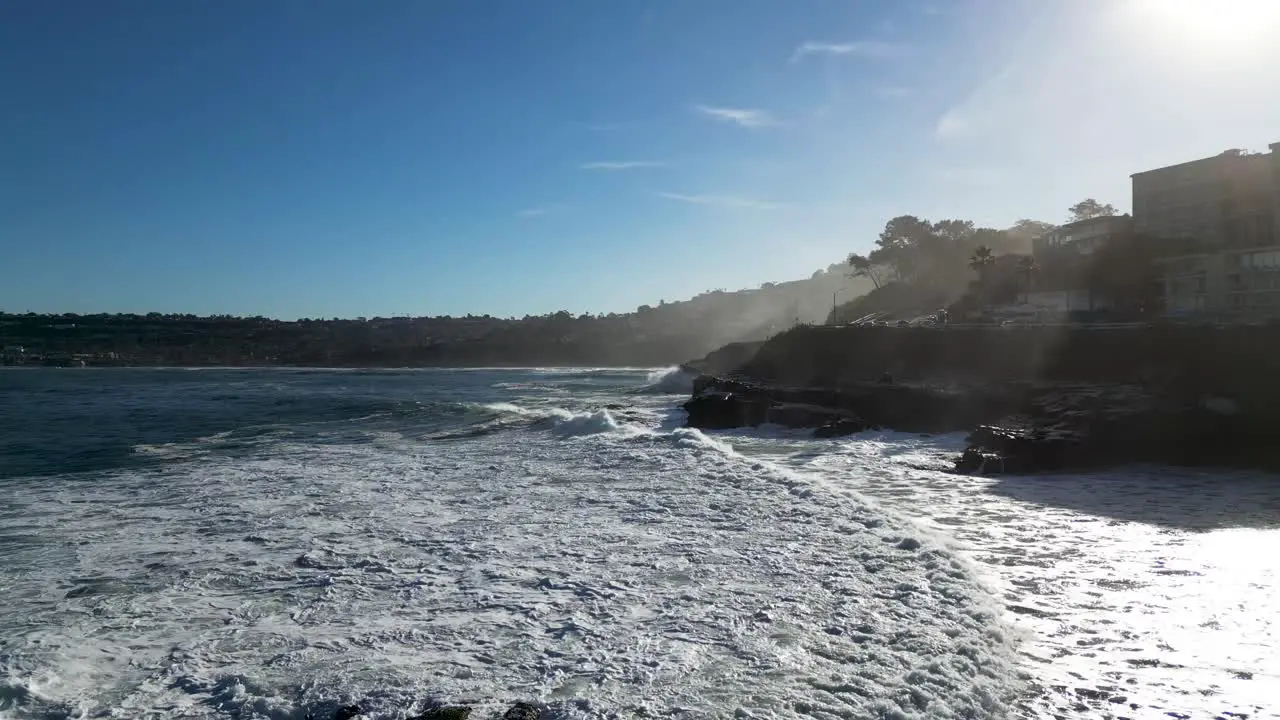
[2,0,1277,318]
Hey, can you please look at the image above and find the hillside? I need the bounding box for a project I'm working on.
[0,266,869,367]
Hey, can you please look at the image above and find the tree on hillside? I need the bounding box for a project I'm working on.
[870,215,937,283]
[1016,255,1039,304]
[931,219,976,243]
[1068,199,1117,223]
[1004,219,1056,253]
[968,245,994,273]
[846,252,887,289]
[1009,219,1056,237]
[968,245,995,301]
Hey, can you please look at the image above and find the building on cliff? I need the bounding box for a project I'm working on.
[1132,144,1280,317]
[1027,215,1136,314]
[1032,215,1134,259]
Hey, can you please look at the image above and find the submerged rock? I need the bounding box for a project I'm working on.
[813,418,868,438]
[502,702,541,720]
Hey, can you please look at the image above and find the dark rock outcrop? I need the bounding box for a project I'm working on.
[954,387,1280,475]
[813,418,869,438]
[682,324,1280,475]
[502,703,541,720]
[683,390,768,429]
[684,374,1279,475]
[684,375,1024,436]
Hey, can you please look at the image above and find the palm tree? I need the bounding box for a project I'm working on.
[968,245,994,273]
[967,245,996,309]
[1016,255,1039,304]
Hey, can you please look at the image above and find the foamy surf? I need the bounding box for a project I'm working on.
[9,366,1275,719]
[0,368,1025,719]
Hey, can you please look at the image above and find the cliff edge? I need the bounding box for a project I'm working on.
[681,324,1280,474]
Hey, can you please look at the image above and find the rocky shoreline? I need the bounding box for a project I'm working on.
[683,374,1280,475]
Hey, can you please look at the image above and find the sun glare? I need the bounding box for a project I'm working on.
[1132,0,1280,63]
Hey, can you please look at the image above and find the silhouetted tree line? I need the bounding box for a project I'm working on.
[0,268,868,367]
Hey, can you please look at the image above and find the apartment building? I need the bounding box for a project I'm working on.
[1133,148,1274,249]
[1027,215,1135,314]
[1032,214,1133,258]
[1132,145,1280,315]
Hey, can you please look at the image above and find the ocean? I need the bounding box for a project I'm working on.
[1,368,1276,719]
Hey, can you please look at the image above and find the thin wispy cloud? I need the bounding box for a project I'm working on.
[658,192,779,210]
[933,66,1017,139]
[790,41,903,63]
[579,161,666,171]
[695,105,777,129]
[875,86,912,98]
[516,208,548,219]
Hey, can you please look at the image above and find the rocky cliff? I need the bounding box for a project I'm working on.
[682,324,1280,474]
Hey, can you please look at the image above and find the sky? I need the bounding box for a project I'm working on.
[3,0,1279,319]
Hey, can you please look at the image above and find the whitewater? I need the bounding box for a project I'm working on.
[0,368,1276,719]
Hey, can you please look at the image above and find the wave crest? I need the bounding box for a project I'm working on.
[630,367,694,395]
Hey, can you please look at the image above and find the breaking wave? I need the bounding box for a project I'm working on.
[628,367,695,395]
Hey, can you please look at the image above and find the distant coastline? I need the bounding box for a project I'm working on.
[0,271,868,371]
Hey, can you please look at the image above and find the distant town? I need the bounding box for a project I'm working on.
[5,141,1278,368]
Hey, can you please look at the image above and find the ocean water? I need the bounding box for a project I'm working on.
[0,368,1276,720]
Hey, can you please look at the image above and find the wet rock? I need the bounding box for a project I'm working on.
[1007,604,1057,618]
[895,537,921,551]
[334,706,363,720]
[813,418,868,438]
[502,702,541,720]
[952,423,1079,475]
[683,391,766,429]
[765,403,845,428]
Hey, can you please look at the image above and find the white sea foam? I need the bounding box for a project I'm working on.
[0,408,1022,719]
[9,366,1275,720]
[641,367,695,395]
[747,430,1280,718]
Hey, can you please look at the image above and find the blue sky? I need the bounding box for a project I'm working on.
[3,0,1278,319]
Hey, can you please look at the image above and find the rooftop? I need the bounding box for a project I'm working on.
[1130,146,1275,178]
